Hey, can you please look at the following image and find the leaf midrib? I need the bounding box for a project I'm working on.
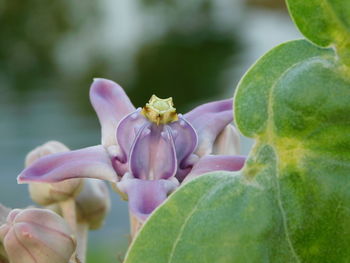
[167,176,237,263]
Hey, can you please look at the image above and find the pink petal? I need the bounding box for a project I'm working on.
[184,155,245,182]
[90,78,135,147]
[117,178,179,222]
[167,116,198,181]
[116,109,148,163]
[184,99,233,157]
[129,124,177,180]
[17,145,117,184]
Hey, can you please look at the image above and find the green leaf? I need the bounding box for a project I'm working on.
[286,0,350,65]
[235,39,350,261]
[124,172,280,263]
[125,39,350,262]
[286,0,350,46]
[234,40,335,138]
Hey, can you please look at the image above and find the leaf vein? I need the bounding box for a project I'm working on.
[167,176,235,263]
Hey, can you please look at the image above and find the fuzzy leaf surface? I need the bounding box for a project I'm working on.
[286,0,350,65]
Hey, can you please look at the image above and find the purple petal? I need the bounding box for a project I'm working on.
[184,99,233,156]
[115,109,148,163]
[112,109,148,177]
[90,78,135,147]
[184,155,245,182]
[129,124,177,180]
[168,115,198,181]
[17,145,117,184]
[117,177,179,222]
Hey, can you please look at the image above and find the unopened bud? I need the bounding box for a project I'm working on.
[75,179,110,230]
[0,208,76,263]
[0,205,10,263]
[25,141,70,167]
[26,141,83,205]
[29,180,83,206]
[212,124,240,155]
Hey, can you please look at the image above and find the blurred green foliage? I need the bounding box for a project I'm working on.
[129,0,240,110]
[0,0,100,95]
[129,29,239,111]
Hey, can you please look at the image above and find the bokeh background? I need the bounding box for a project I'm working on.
[0,0,300,262]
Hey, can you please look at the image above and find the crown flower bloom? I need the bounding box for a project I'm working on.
[18,79,245,222]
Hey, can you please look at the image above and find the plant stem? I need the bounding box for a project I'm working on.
[129,213,143,240]
[60,199,79,263]
[75,223,89,263]
[60,198,77,232]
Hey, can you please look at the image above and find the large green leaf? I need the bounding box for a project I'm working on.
[125,39,350,262]
[124,172,280,263]
[286,0,350,65]
[235,39,350,261]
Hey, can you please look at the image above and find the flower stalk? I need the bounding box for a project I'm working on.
[129,213,143,240]
[75,223,88,263]
[60,199,78,233]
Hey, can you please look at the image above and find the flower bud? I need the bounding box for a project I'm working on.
[212,124,240,155]
[0,208,76,263]
[26,141,83,205]
[75,179,110,230]
[0,205,10,263]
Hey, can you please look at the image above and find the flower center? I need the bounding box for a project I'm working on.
[141,95,178,125]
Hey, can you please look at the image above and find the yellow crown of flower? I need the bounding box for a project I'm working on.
[141,95,178,125]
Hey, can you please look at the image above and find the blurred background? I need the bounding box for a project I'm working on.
[0,0,300,262]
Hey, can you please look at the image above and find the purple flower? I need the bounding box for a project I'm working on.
[18,79,245,221]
